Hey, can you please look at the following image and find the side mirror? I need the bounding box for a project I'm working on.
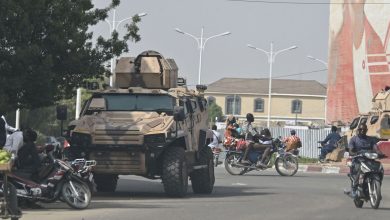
[173,106,185,121]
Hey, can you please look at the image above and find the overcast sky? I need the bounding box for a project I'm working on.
[92,0,330,86]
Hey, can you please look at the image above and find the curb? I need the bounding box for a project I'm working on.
[217,163,390,175]
[301,164,390,175]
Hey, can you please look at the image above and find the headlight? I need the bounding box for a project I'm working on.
[364,152,378,159]
[144,134,166,144]
[71,132,92,146]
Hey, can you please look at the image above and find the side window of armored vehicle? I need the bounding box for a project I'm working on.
[349,117,360,130]
[380,114,390,129]
[191,100,197,111]
[179,100,188,115]
[370,115,379,124]
[185,99,194,113]
[197,97,205,112]
[359,117,368,126]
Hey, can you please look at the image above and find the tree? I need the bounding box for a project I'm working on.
[0,0,142,112]
[207,102,223,124]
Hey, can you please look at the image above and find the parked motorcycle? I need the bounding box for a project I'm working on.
[224,138,299,176]
[345,151,385,209]
[69,158,96,192]
[0,145,92,209]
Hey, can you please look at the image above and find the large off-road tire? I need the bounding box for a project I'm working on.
[162,147,188,197]
[191,147,215,194]
[94,174,118,192]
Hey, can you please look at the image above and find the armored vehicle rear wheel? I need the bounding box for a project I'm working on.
[191,147,215,194]
[162,147,188,197]
[94,174,118,192]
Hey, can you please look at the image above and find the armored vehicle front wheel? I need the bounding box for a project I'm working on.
[191,147,215,194]
[94,174,118,192]
[162,147,188,197]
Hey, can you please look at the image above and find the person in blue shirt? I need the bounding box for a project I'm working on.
[319,126,341,162]
[347,123,384,197]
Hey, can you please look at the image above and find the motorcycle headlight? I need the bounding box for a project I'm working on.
[71,132,92,146]
[144,134,166,144]
[364,152,378,160]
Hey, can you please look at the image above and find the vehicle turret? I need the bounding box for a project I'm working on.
[115,50,178,89]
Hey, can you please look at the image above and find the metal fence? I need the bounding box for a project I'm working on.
[219,127,331,159]
[269,127,330,158]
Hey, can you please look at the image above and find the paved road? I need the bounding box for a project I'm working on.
[22,168,390,220]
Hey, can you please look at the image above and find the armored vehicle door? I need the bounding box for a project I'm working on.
[179,98,196,151]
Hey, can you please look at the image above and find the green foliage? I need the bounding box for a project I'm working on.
[0,0,142,112]
[207,102,223,123]
[5,88,91,137]
[297,156,318,164]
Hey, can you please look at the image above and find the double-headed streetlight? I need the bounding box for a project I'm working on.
[175,27,231,84]
[105,10,147,87]
[307,55,328,124]
[247,42,298,127]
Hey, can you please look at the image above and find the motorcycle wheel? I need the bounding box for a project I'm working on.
[353,198,364,208]
[275,155,298,176]
[61,180,91,209]
[224,153,245,175]
[369,178,381,209]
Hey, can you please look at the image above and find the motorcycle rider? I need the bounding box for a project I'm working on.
[240,113,272,168]
[283,130,301,154]
[319,126,341,162]
[346,123,384,197]
[16,128,40,175]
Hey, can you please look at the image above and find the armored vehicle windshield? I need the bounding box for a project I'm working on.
[83,93,176,115]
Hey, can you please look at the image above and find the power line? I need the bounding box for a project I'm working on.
[228,0,390,4]
[273,68,327,78]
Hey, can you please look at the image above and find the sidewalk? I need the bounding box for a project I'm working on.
[299,158,390,175]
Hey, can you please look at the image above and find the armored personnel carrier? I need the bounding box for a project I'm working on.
[67,51,214,197]
[341,89,390,156]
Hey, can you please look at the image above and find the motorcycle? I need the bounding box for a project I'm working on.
[69,158,96,192]
[0,145,92,209]
[224,138,299,176]
[345,151,385,209]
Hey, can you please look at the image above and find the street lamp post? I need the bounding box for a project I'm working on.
[307,55,328,124]
[105,10,147,87]
[247,42,298,127]
[175,27,231,84]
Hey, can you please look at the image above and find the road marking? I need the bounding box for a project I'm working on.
[232,183,247,186]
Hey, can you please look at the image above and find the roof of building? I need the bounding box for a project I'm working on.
[206,78,327,96]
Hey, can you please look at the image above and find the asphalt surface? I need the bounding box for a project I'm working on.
[20,167,390,220]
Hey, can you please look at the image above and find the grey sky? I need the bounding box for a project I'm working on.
[92,0,330,86]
